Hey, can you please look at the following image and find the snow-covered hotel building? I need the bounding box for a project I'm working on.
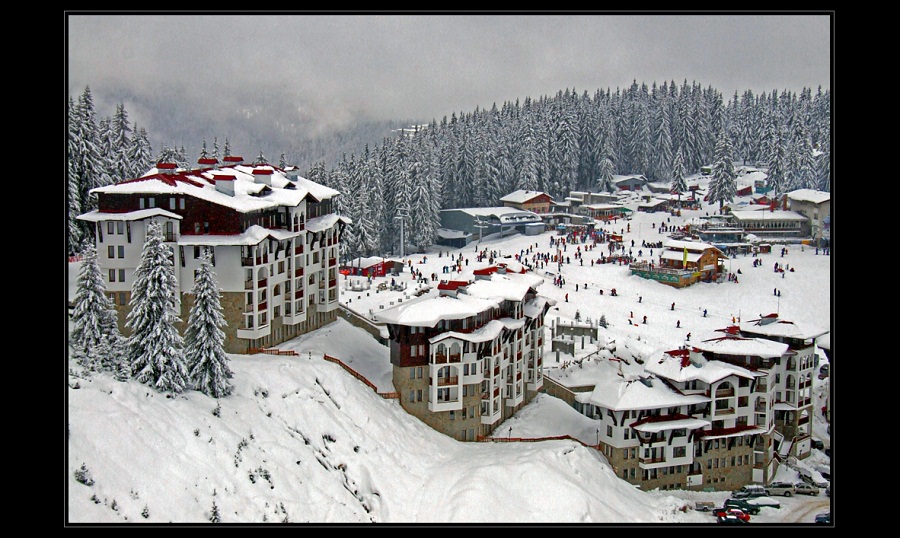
[551,314,825,492]
[377,271,552,441]
[76,157,349,354]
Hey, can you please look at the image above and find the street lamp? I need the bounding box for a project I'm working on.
[596,428,600,447]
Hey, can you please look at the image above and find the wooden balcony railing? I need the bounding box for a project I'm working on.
[437,376,458,387]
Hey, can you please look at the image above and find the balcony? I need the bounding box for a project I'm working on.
[295,267,304,277]
[257,278,268,288]
[258,301,267,312]
[714,407,735,416]
[639,455,666,464]
[329,258,337,267]
[294,245,304,255]
[244,279,254,290]
[295,289,304,299]
[707,387,734,398]
[436,376,458,387]
[329,279,337,288]
[755,402,767,413]
[755,383,768,393]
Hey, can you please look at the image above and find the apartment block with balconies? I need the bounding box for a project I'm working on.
[381,272,551,441]
[77,157,348,354]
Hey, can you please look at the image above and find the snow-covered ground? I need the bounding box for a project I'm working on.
[67,186,832,524]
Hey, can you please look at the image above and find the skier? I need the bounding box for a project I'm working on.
[676,320,681,328]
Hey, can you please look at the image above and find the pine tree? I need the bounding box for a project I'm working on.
[111,103,133,182]
[671,147,688,200]
[126,126,154,178]
[71,241,123,371]
[212,137,220,161]
[68,97,83,252]
[223,138,232,158]
[709,129,737,210]
[253,151,268,166]
[199,139,210,160]
[185,250,233,398]
[126,221,188,393]
[279,152,287,170]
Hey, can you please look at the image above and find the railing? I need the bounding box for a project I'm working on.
[295,267,304,277]
[708,387,734,397]
[329,258,337,266]
[295,289,304,299]
[249,347,299,357]
[258,301,267,311]
[294,245,303,255]
[434,353,447,364]
[258,278,268,288]
[448,353,461,363]
[437,376,458,387]
[714,407,735,415]
[755,383,768,393]
[244,279,254,290]
[329,279,337,288]
[322,354,398,399]
[639,456,666,464]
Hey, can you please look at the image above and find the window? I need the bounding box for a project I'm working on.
[108,246,115,258]
[195,222,201,234]
[607,425,612,437]
[107,222,115,234]
[409,390,415,403]
[416,390,422,402]
[449,410,455,420]
[622,469,628,480]
[118,269,125,283]
[139,198,145,209]
[707,459,712,470]
[118,245,124,258]
[623,449,628,460]
[148,197,155,208]
[194,246,201,259]
[409,368,416,380]
[179,198,185,210]
[416,367,423,379]
[118,292,126,305]
[109,269,116,282]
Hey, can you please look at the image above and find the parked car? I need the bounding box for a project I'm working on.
[694,501,716,512]
[825,485,831,497]
[723,498,761,515]
[746,496,781,509]
[718,514,748,524]
[731,484,769,499]
[818,364,829,379]
[794,483,820,496]
[766,482,796,497]
[712,508,750,522]
[811,439,824,450]
[815,512,831,524]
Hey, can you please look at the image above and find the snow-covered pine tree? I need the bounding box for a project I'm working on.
[126,126,154,179]
[212,137,220,161]
[279,152,287,170]
[185,249,233,398]
[199,139,209,160]
[111,103,133,182]
[253,151,268,166]
[671,147,688,198]
[223,138,232,158]
[126,221,189,393]
[709,129,737,211]
[68,97,83,253]
[71,241,123,371]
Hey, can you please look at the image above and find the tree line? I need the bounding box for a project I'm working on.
[68,80,831,262]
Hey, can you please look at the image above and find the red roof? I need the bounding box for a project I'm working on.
[157,162,177,169]
[118,171,206,188]
[223,156,243,162]
[473,266,499,276]
[437,280,469,291]
[213,174,235,181]
[197,158,218,165]
[253,168,273,175]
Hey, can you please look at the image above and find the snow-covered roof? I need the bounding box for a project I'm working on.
[307,214,351,232]
[344,256,385,269]
[176,225,298,246]
[523,296,553,318]
[429,319,506,345]
[76,208,182,222]
[787,189,830,205]
[90,164,333,213]
[664,239,720,252]
[700,426,769,440]
[582,203,628,210]
[692,336,790,359]
[729,209,808,222]
[377,293,502,328]
[437,228,470,239]
[817,332,830,351]
[499,190,551,204]
[632,417,710,433]
[645,351,761,383]
[660,250,703,263]
[739,316,829,341]
[584,375,709,412]
[612,174,647,183]
[445,207,542,223]
[464,273,542,302]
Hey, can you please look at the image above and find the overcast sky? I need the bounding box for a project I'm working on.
[66,12,832,160]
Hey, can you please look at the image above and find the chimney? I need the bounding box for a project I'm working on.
[197,157,218,170]
[223,155,244,166]
[214,174,235,196]
[157,162,177,175]
[253,167,274,186]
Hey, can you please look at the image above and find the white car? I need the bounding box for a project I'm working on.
[794,483,820,496]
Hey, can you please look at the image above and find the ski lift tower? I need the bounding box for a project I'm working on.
[395,206,409,258]
[473,215,488,243]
